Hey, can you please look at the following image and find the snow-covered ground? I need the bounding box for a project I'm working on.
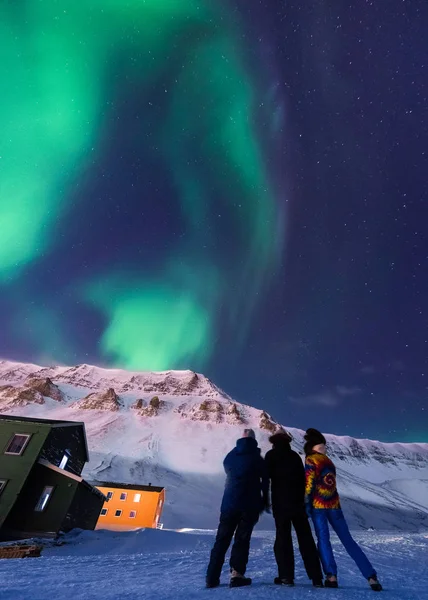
[1,528,427,600]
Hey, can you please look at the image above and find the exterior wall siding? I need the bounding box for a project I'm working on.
[40,426,86,475]
[1,463,78,540]
[95,486,164,530]
[0,422,49,528]
[62,483,104,532]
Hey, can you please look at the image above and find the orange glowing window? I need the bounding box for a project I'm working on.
[133,493,141,503]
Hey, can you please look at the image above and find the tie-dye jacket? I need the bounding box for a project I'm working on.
[304,452,341,510]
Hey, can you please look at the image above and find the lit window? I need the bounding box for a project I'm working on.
[100,508,108,516]
[35,486,54,512]
[59,454,69,470]
[0,480,7,496]
[5,434,31,456]
[115,510,122,517]
[106,491,113,500]
[129,511,137,518]
[133,493,141,503]
[120,492,127,501]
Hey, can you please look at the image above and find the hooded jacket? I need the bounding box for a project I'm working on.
[220,437,269,515]
[265,433,306,516]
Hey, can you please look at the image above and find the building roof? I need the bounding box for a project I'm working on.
[92,481,164,493]
[0,414,82,427]
[39,460,107,500]
[0,414,89,463]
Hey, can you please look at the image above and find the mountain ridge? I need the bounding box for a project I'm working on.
[1,359,427,530]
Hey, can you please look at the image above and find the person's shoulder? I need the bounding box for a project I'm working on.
[305,453,316,465]
[290,449,304,462]
[224,447,236,461]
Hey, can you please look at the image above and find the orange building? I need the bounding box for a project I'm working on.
[93,482,165,531]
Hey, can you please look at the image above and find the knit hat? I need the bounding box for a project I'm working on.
[243,428,256,439]
[269,430,293,445]
[303,428,326,455]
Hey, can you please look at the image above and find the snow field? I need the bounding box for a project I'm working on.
[0,529,427,600]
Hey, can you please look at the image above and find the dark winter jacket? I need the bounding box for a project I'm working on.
[220,437,269,515]
[265,435,306,517]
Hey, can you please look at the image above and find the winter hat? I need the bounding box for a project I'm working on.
[269,430,293,445]
[303,428,326,455]
[243,428,256,439]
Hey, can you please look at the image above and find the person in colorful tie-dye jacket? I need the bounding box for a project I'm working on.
[304,428,383,592]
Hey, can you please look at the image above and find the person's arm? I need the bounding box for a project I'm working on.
[304,455,317,515]
[223,450,233,476]
[260,456,270,512]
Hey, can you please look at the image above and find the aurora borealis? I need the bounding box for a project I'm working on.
[1,1,427,442]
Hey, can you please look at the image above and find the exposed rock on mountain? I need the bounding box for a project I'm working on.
[25,377,64,402]
[131,396,168,417]
[71,388,121,411]
[0,385,45,406]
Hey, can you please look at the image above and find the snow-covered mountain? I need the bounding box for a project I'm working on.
[1,359,427,531]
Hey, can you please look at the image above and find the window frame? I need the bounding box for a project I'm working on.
[114,509,122,517]
[4,433,32,456]
[0,480,7,496]
[100,508,108,516]
[59,453,69,470]
[106,491,113,500]
[133,493,141,503]
[119,492,127,501]
[34,485,55,512]
[129,510,137,519]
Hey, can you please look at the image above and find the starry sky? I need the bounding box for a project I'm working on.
[1,1,427,442]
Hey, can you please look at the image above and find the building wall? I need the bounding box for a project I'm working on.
[1,463,78,540]
[0,421,50,529]
[95,486,165,530]
[62,482,104,532]
[40,426,87,475]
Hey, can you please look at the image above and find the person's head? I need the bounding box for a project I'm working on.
[303,428,327,455]
[242,428,256,440]
[269,430,293,447]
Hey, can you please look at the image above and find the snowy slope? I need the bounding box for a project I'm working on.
[1,360,428,531]
[1,529,428,600]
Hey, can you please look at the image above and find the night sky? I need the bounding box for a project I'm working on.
[1,1,427,442]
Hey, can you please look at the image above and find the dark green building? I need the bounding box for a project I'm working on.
[0,415,105,541]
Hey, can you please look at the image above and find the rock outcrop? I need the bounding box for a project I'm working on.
[71,388,121,411]
[131,396,168,417]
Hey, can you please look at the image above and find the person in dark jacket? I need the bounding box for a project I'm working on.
[206,428,269,589]
[304,428,382,592]
[265,431,323,588]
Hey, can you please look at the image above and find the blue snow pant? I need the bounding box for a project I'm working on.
[312,509,376,579]
[206,510,259,584]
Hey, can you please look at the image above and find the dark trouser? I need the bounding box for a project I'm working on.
[206,510,259,583]
[274,509,323,582]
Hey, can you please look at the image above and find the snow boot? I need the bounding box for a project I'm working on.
[324,574,338,588]
[206,579,220,589]
[230,570,252,588]
[368,576,382,592]
[312,580,324,588]
[274,577,294,586]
